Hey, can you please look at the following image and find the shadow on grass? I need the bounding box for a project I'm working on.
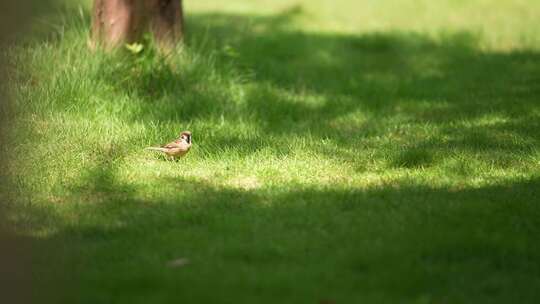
[87,8,540,165]
[35,5,540,167]
[30,159,540,303]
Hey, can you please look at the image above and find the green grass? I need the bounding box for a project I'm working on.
[3,0,540,303]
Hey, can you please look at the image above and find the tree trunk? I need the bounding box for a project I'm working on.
[148,0,184,49]
[90,0,184,50]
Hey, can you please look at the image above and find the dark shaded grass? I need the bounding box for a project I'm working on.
[31,161,540,304]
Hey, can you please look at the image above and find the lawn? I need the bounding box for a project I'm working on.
[2,0,540,303]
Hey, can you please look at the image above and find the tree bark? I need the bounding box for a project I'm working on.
[90,0,184,50]
[148,0,184,49]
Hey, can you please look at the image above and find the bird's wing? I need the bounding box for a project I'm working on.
[162,141,182,149]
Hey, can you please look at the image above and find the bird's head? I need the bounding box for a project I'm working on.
[179,131,192,144]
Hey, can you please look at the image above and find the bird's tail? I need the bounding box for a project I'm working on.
[145,147,168,152]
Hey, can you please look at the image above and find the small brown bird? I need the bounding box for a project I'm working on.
[146,131,192,160]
